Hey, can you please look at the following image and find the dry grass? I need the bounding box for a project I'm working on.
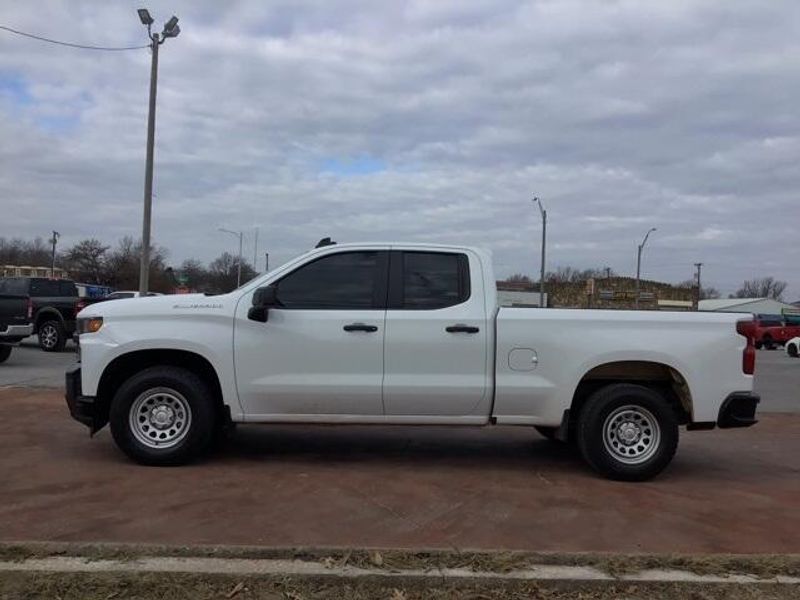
[0,571,798,600]
[2,542,799,579]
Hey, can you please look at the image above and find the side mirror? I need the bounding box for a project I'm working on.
[248,285,279,322]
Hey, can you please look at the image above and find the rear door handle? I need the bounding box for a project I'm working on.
[343,323,378,332]
[446,324,480,334]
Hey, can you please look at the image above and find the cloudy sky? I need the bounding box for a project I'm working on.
[1,0,799,298]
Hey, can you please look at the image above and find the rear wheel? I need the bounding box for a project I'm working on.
[763,336,775,350]
[0,345,12,364]
[576,383,679,481]
[109,366,217,466]
[38,320,66,352]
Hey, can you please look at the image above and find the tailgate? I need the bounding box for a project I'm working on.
[0,295,30,331]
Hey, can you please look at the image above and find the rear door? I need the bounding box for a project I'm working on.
[382,250,490,417]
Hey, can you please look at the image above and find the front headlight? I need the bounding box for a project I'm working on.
[77,317,103,335]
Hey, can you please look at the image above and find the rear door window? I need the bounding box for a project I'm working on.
[29,279,60,297]
[59,281,78,296]
[391,251,470,309]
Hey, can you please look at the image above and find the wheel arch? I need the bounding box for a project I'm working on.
[34,308,64,330]
[96,349,227,428]
[569,360,693,427]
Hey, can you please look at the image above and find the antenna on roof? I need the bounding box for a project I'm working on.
[315,237,336,248]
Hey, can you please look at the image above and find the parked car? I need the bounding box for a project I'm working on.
[786,337,800,358]
[0,277,99,352]
[104,291,163,300]
[751,314,800,350]
[66,242,759,481]
[0,291,33,363]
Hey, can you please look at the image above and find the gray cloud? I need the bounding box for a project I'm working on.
[1,0,799,298]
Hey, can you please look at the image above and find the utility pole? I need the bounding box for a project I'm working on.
[218,228,244,287]
[532,196,547,308]
[50,231,59,278]
[635,227,657,310]
[137,9,180,295]
[694,262,703,309]
[265,252,269,272]
[253,227,259,274]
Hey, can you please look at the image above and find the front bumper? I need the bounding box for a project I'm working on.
[717,392,760,429]
[65,365,106,434]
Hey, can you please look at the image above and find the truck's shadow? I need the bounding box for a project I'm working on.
[217,423,584,473]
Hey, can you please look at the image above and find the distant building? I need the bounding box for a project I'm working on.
[699,297,798,316]
[1,265,68,279]
[495,277,694,310]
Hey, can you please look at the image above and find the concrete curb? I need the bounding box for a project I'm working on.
[1,556,799,585]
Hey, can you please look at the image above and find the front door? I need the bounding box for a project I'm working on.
[234,250,389,418]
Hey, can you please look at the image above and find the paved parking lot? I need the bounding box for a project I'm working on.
[0,342,798,553]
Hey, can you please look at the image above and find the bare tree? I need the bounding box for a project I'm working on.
[103,236,171,292]
[208,252,257,293]
[506,273,532,283]
[65,239,109,283]
[734,277,787,301]
[0,236,53,266]
[677,280,721,300]
[546,266,616,283]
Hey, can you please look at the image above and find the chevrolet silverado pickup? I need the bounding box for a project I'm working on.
[66,242,759,481]
[0,293,33,363]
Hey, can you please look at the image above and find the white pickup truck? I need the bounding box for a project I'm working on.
[66,242,759,480]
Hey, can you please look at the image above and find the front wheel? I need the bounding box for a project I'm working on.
[576,383,678,481]
[788,344,799,358]
[763,336,775,350]
[109,366,217,466]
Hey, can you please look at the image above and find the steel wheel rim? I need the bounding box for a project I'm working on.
[129,387,192,450]
[602,404,661,465]
[41,324,57,348]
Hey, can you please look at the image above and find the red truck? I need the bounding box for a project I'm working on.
[751,315,800,350]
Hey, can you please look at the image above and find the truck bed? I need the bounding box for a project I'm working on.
[492,308,750,425]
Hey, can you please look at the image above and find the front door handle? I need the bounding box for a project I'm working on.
[446,324,480,334]
[343,323,378,332]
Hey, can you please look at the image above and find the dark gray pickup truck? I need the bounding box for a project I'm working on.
[0,293,33,363]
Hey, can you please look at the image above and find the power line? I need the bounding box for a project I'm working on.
[0,24,148,51]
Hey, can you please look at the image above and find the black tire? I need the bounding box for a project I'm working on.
[576,383,679,481]
[109,366,217,466]
[763,336,775,351]
[754,341,762,350]
[534,425,560,441]
[0,345,12,364]
[38,319,66,352]
[788,344,799,358]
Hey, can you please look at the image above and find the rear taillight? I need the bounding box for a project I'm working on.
[75,299,86,317]
[737,319,756,375]
[27,298,32,320]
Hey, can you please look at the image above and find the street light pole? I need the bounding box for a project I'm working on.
[137,9,180,295]
[50,231,59,278]
[635,227,657,310]
[219,228,244,288]
[532,197,547,308]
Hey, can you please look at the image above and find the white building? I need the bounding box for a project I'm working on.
[699,297,798,316]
